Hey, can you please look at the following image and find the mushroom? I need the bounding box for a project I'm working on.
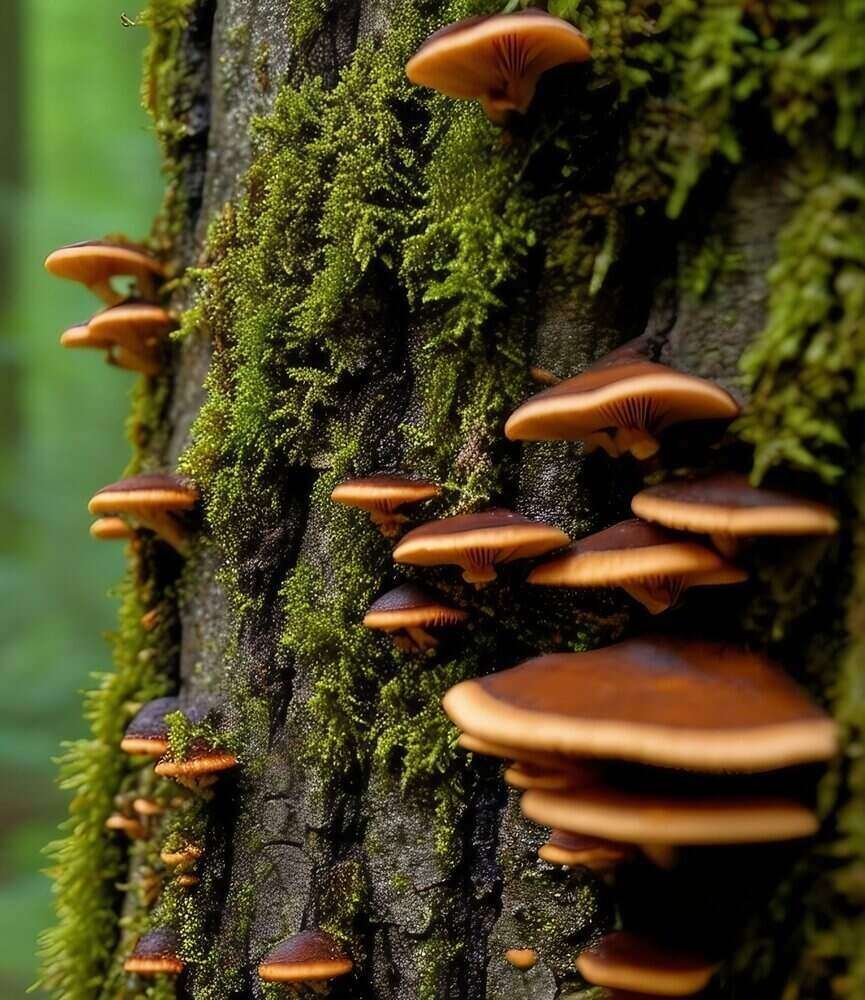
[505,351,740,460]
[576,932,717,997]
[505,948,538,970]
[160,843,203,869]
[632,472,840,557]
[405,11,590,124]
[177,874,200,888]
[121,697,183,757]
[528,518,746,613]
[503,761,595,792]
[90,516,136,541]
[44,240,164,304]
[132,798,164,818]
[88,301,175,353]
[258,929,353,983]
[107,344,162,376]
[538,829,634,872]
[442,636,838,772]
[155,744,238,788]
[331,474,440,536]
[457,732,579,771]
[521,784,819,846]
[88,473,199,554]
[393,508,569,586]
[123,928,185,976]
[140,607,161,631]
[363,583,469,651]
[59,322,112,350]
[105,813,147,840]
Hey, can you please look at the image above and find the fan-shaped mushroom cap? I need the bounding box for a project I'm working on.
[538,829,634,870]
[505,356,739,460]
[394,508,569,585]
[443,636,837,772]
[121,697,182,757]
[576,932,716,996]
[124,928,184,975]
[89,473,199,553]
[45,240,164,305]
[258,929,353,982]
[406,11,590,124]
[522,785,818,846]
[457,732,578,770]
[105,813,147,840]
[528,518,746,613]
[133,797,164,818]
[632,472,839,555]
[331,474,440,536]
[363,582,468,650]
[60,322,112,350]
[504,761,595,792]
[155,746,238,780]
[505,948,538,970]
[89,301,175,352]
[90,516,136,541]
[160,843,203,868]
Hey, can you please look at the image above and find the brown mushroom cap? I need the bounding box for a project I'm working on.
[538,829,634,870]
[505,357,740,460]
[258,929,353,982]
[631,473,840,541]
[505,947,538,970]
[154,747,238,779]
[576,932,716,996]
[406,11,590,124]
[90,516,136,541]
[124,927,184,976]
[121,697,183,756]
[393,508,570,585]
[60,322,112,350]
[88,302,175,352]
[364,583,469,631]
[331,474,440,536]
[105,813,147,840]
[528,518,746,613]
[45,240,164,305]
[457,732,580,771]
[442,636,838,772]
[503,761,595,792]
[160,843,203,868]
[89,473,199,553]
[522,784,819,846]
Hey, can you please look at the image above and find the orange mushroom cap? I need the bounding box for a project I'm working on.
[503,761,596,792]
[90,516,136,541]
[538,829,634,870]
[457,732,581,771]
[406,11,590,124]
[393,508,569,585]
[124,928,184,976]
[504,947,538,970]
[154,746,238,779]
[528,518,746,613]
[89,301,175,352]
[331,474,440,536]
[258,930,353,983]
[59,322,112,350]
[121,697,184,757]
[44,240,164,305]
[576,932,717,997]
[442,636,838,772]
[89,473,199,553]
[363,583,468,650]
[505,354,739,460]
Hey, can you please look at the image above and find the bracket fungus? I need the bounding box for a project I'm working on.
[538,829,634,871]
[121,697,183,757]
[528,518,746,613]
[90,516,135,541]
[504,760,598,792]
[406,10,590,124]
[44,240,164,305]
[505,351,740,460]
[331,474,440,536]
[576,932,717,997]
[393,508,569,585]
[155,744,238,788]
[363,582,469,651]
[59,321,112,351]
[88,473,199,554]
[632,472,840,556]
[443,636,838,772]
[258,929,353,983]
[124,928,185,976]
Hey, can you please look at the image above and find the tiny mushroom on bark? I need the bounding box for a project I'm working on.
[406,11,591,124]
[155,744,238,788]
[59,322,112,350]
[443,636,838,772]
[121,697,182,757]
[538,829,635,871]
[505,350,740,460]
[90,516,136,541]
[160,843,203,869]
[331,474,440,536]
[363,582,469,651]
[105,813,147,840]
[505,948,538,970]
[45,240,164,304]
[504,761,596,792]
[124,928,185,976]
[133,797,164,818]
[576,932,717,997]
[393,508,569,586]
[528,518,746,613]
[88,301,175,353]
[88,473,199,554]
[632,472,840,557]
[258,929,353,983]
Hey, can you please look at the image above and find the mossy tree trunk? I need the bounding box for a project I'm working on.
[39,3,865,1000]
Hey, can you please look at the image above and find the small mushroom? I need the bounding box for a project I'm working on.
[88,301,175,353]
[393,508,569,586]
[576,932,717,997]
[457,732,577,771]
[133,798,164,818]
[632,472,839,556]
[538,829,634,872]
[90,516,136,541]
[45,240,164,304]
[177,874,200,888]
[155,744,238,788]
[105,813,147,840]
[363,583,469,651]
[88,473,199,554]
[258,929,353,983]
[124,928,185,976]
[331,474,440,536]
[121,697,183,757]
[160,843,203,869]
[443,636,838,772]
[503,761,594,792]
[505,948,538,970]
[140,607,161,631]
[406,11,590,124]
[59,322,112,350]
[528,518,746,613]
[505,350,740,460]
[107,343,161,376]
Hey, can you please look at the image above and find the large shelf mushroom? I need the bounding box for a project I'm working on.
[393,508,569,585]
[528,518,746,613]
[505,348,740,460]
[406,10,591,124]
[45,239,164,304]
[331,474,440,537]
[632,472,839,556]
[258,930,353,984]
[576,932,717,997]
[363,582,469,651]
[88,473,199,554]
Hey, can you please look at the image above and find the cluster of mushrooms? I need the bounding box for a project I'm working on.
[44,8,842,994]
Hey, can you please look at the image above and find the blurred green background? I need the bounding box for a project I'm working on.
[0,4,162,992]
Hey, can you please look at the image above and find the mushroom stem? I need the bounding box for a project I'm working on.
[618,427,661,460]
[89,278,124,306]
[710,532,740,558]
[462,564,497,586]
[621,582,675,615]
[108,345,161,376]
[138,510,190,554]
[370,510,409,537]
[405,626,438,651]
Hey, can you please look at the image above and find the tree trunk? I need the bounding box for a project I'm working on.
[40,3,865,1000]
